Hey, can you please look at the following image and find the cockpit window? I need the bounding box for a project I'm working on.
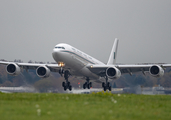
[55,46,65,49]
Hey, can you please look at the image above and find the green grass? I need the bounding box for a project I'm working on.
[0,92,171,120]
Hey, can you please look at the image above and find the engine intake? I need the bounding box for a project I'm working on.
[149,65,164,77]
[106,67,121,79]
[36,66,50,78]
[6,63,21,76]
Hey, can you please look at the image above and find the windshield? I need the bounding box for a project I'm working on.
[55,46,65,49]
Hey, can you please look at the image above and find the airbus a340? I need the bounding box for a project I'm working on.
[0,38,170,91]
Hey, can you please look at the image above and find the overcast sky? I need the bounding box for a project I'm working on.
[0,0,171,64]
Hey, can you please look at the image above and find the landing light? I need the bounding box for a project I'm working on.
[59,62,65,67]
[91,66,93,68]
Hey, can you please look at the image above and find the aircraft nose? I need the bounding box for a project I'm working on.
[52,48,57,53]
[52,48,59,59]
[52,47,63,58]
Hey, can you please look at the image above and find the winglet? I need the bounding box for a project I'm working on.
[107,38,119,65]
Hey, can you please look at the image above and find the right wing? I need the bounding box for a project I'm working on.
[0,61,60,72]
[0,61,62,77]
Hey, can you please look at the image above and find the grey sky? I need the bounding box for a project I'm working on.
[0,0,171,64]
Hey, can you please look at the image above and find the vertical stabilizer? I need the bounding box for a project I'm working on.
[107,38,119,65]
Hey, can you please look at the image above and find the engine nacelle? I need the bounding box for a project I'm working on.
[149,65,164,77]
[6,63,21,76]
[106,67,121,79]
[36,66,50,78]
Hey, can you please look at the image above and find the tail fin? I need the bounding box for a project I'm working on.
[107,38,119,65]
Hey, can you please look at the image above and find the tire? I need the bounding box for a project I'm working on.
[102,82,105,87]
[89,82,92,87]
[69,86,72,91]
[103,86,106,91]
[85,82,87,85]
[64,86,67,91]
[83,84,86,89]
[109,86,111,91]
[62,82,65,87]
[87,84,90,89]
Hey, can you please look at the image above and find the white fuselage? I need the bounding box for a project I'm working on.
[52,43,105,81]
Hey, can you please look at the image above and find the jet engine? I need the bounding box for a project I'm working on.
[36,66,50,78]
[106,67,121,79]
[149,65,164,77]
[6,63,21,76]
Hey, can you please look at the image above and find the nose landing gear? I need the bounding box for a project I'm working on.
[61,70,72,91]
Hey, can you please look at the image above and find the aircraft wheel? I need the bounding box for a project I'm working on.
[83,84,86,89]
[109,86,111,91]
[87,84,90,89]
[102,82,105,87]
[69,86,72,91]
[85,82,87,86]
[64,86,67,91]
[103,86,106,91]
[62,82,65,87]
[89,82,92,87]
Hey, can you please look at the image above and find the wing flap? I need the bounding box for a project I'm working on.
[87,64,114,77]
[117,65,150,74]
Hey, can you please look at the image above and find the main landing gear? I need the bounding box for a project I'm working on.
[83,78,92,89]
[102,76,111,91]
[61,70,72,91]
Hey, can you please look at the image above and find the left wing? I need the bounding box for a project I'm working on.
[87,64,171,78]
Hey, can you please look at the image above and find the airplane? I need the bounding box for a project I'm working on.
[0,38,171,91]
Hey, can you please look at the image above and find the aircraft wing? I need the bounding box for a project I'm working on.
[0,61,61,72]
[87,64,171,77]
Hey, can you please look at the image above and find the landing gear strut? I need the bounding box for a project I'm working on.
[62,70,72,91]
[83,78,92,89]
[59,68,64,76]
[102,76,111,91]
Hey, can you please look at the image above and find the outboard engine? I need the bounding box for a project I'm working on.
[149,65,164,77]
[6,63,21,76]
[36,66,50,78]
[106,67,121,79]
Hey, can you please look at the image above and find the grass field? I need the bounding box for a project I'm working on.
[0,92,171,120]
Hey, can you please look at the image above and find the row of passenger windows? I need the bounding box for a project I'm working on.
[72,47,93,60]
[55,46,65,49]
[55,46,94,62]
